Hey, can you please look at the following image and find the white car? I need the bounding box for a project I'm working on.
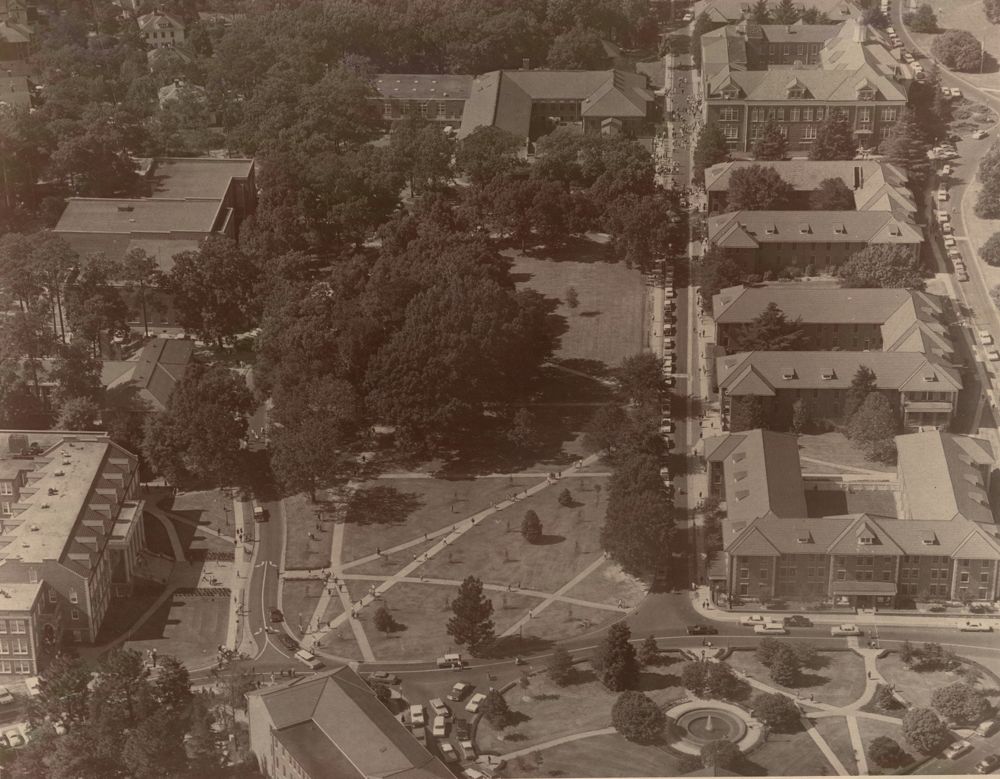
[944,236,957,248]
[683,11,694,21]
[973,129,989,140]
[430,698,450,718]
[740,614,772,627]
[950,87,963,98]
[944,739,973,760]
[979,331,993,346]
[935,210,950,224]
[830,624,862,636]
[941,163,952,176]
[987,350,1000,362]
[409,704,425,727]
[957,270,970,282]
[439,742,458,763]
[463,769,487,779]
[754,623,787,635]
[961,621,994,632]
[432,715,447,738]
[465,692,487,713]
[941,223,954,235]
[937,188,949,201]
[0,687,14,706]
[660,421,675,434]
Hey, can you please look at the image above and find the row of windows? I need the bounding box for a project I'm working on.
[0,621,27,635]
[383,100,463,120]
[0,660,31,674]
[0,638,30,655]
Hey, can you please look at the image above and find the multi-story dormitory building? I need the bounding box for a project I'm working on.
[706,429,1000,608]
[701,17,912,154]
[0,431,146,674]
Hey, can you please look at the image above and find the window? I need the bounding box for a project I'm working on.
[0,621,7,635]
[960,572,970,583]
[720,107,739,121]
[776,108,784,121]
[980,588,989,599]
[0,661,10,674]
[790,108,800,121]
[882,570,892,581]
[740,568,749,579]
[383,101,392,118]
[13,661,29,674]
[750,108,763,122]
[859,570,873,581]
[930,569,938,579]
[71,609,79,622]
[750,124,763,140]
[12,639,27,656]
[0,483,11,496]
[882,107,898,121]
[0,640,9,655]
[27,569,36,584]
[803,107,814,121]
[759,568,768,579]
[962,559,970,567]
[0,503,9,517]
[837,569,846,580]
[982,571,990,583]
[739,583,749,595]
[10,621,25,635]
[48,590,56,603]
[804,126,817,140]
[858,107,872,126]
[815,107,825,120]
[723,125,738,139]
[69,590,78,605]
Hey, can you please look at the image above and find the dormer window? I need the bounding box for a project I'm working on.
[923,373,937,382]
[799,223,811,234]
[796,530,813,544]
[781,368,797,380]
[788,88,804,98]
[858,88,874,101]
[859,534,875,545]
[833,223,847,235]
[821,370,836,380]
[765,223,777,235]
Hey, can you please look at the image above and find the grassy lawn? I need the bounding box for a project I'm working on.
[877,654,979,708]
[564,558,648,608]
[505,733,686,778]
[812,716,859,775]
[797,433,894,473]
[509,247,646,371]
[477,661,685,753]
[805,488,899,519]
[516,600,621,643]
[161,489,235,537]
[340,477,536,564]
[418,477,609,595]
[282,580,325,633]
[747,724,834,776]
[123,591,229,668]
[346,537,442,575]
[284,494,333,570]
[858,717,912,772]
[726,650,867,707]
[904,0,1000,95]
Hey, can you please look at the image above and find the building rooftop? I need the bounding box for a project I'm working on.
[701,0,859,23]
[716,351,961,395]
[896,432,994,526]
[704,429,808,524]
[374,73,474,101]
[55,198,219,235]
[137,10,184,31]
[708,210,923,248]
[757,23,842,44]
[100,338,194,412]
[713,285,914,325]
[0,582,42,612]
[251,667,451,779]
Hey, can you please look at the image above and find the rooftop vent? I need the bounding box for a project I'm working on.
[796,530,813,543]
[29,525,38,532]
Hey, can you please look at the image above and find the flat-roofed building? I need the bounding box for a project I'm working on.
[248,666,452,779]
[375,73,473,129]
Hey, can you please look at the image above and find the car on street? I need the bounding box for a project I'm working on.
[409,704,425,727]
[0,687,15,706]
[980,331,994,346]
[754,623,787,634]
[783,615,813,627]
[294,649,323,670]
[439,742,458,763]
[369,671,401,684]
[974,129,989,140]
[5,730,22,748]
[740,614,772,627]
[660,421,675,434]
[278,634,299,652]
[957,270,970,282]
[411,724,427,746]
[935,210,950,224]
[664,375,675,388]
[431,715,447,738]
[976,754,1000,773]
[665,287,677,298]
[941,164,952,176]
[686,624,718,635]
[458,737,475,760]
[830,624,862,636]
[942,223,954,235]
[682,11,693,21]
[944,739,973,760]
[963,622,995,633]
[430,698,450,718]
[977,720,997,737]
[270,607,284,623]
[937,188,949,201]
[436,653,464,669]
[253,501,267,522]
[463,768,487,779]
[988,351,1000,362]
[950,87,963,98]
[944,236,957,247]
[448,682,471,701]
[465,693,487,713]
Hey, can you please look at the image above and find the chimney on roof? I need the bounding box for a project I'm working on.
[521,58,530,70]
[854,166,862,189]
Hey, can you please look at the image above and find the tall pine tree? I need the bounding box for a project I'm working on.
[446,576,496,656]
[809,110,858,160]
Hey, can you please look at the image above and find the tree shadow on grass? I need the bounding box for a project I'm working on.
[344,486,423,526]
[489,635,555,658]
[532,534,566,546]
[791,673,831,689]
[637,671,680,691]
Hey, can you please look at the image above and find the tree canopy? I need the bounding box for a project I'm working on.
[839,245,925,290]
[810,177,856,210]
[809,110,858,160]
[446,576,495,656]
[902,707,950,754]
[593,622,639,691]
[727,303,806,351]
[611,691,666,742]
[727,165,794,211]
[694,123,730,184]
[931,682,991,724]
[847,392,899,463]
[904,4,938,32]
[931,29,982,72]
[752,121,788,161]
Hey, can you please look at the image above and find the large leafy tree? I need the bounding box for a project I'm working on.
[727,303,806,351]
[931,29,983,72]
[752,121,788,161]
[882,108,931,184]
[730,395,768,432]
[903,4,938,32]
[694,124,730,184]
[982,232,1000,266]
[772,0,801,24]
[455,125,526,185]
[64,252,130,356]
[839,245,925,290]
[752,692,799,731]
[446,576,495,656]
[27,653,92,729]
[811,177,856,210]
[143,363,254,488]
[848,392,899,463]
[902,708,950,754]
[869,736,908,768]
[845,365,878,419]
[976,143,1000,219]
[727,165,794,211]
[593,622,639,691]
[618,353,664,406]
[163,235,260,349]
[547,25,607,69]
[696,246,746,303]
[931,682,991,724]
[987,0,1000,23]
[601,451,673,578]
[388,114,454,195]
[611,691,665,742]
[809,110,857,160]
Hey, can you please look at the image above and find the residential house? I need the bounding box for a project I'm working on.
[0,20,30,61]
[712,285,952,359]
[701,18,910,153]
[0,431,146,648]
[715,350,961,430]
[375,68,658,148]
[706,209,923,274]
[703,159,914,216]
[137,10,185,49]
[0,0,35,27]
[710,429,1000,606]
[247,666,452,779]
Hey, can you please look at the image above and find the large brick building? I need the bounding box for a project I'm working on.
[701,18,911,154]
[708,430,1000,607]
[0,431,146,655]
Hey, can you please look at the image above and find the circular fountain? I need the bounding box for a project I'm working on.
[665,700,761,755]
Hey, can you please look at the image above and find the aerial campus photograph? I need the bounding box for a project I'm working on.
[6,0,1000,778]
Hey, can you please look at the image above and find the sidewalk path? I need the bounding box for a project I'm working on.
[145,505,187,563]
[499,727,616,760]
[798,456,888,476]
[802,718,850,776]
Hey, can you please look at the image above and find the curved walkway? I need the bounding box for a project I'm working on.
[144,505,187,563]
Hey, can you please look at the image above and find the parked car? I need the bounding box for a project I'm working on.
[409,704,425,727]
[950,87,963,98]
[5,730,22,748]
[976,754,1000,773]
[935,210,950,223]
[448,682,471,701]
[740,614,772,626]
[962,621,994,632]
[686,624,718,635]
[944,236,957,247]
[754,623,787,635]
[411,724,427,746]
[294,649,323,670]
[369,671,401,685]
[976,719,997,737]
[937,188,949,201]
[979,331,994,346]
[463,768,487,779]
[941,164,952,175]
[253,501,267,522]
[439,742,458,763]
[944,739,973,760]
[958,268,970,282]
[973,129,989,140]
[987,351,1000,362]
[466,693,487,713]
[278,633,299,652]
[660,421,675,434]
[430,698,450,718]
[0,687,15,706]
[457,737,475,761]
[431,715,447,738]
[830,624,862,636]
[270,607,284,623]
[436,653,463,669]
[783,615,813,628]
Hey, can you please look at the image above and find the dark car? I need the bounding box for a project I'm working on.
[278,633,299,652]
[453,718,470,740]
[368,671,401,685]
[686,625,718,635]
[976,755,1000,774]
[270,607,284,623]
[783,615,813,628]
